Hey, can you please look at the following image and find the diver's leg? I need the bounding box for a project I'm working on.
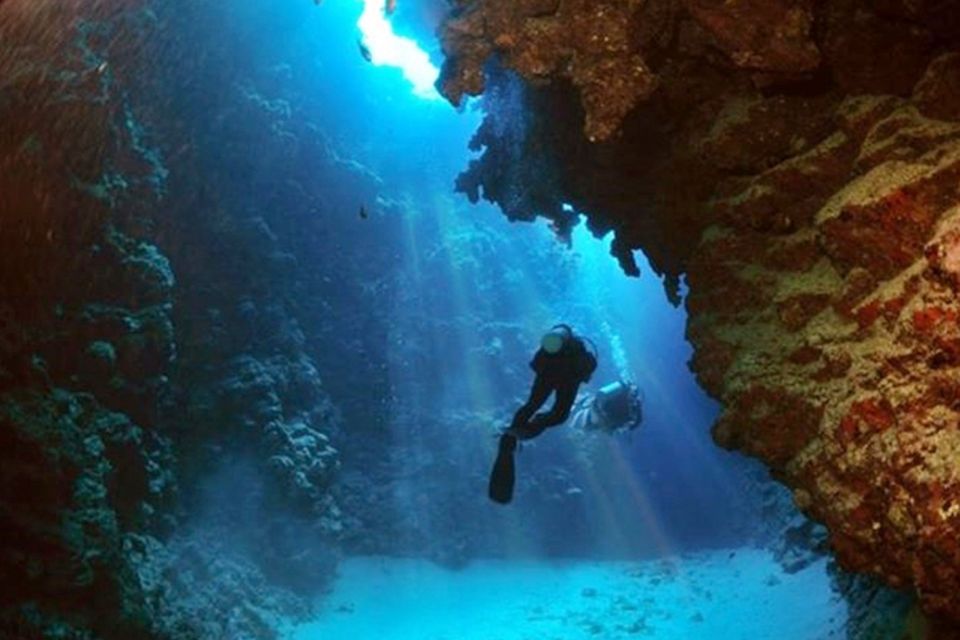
[492,377,551,504]
[520,382,579,439]
[509,376,553,432]
[489,437,516,503]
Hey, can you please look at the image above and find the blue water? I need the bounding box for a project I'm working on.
[135,0,844,635]
[259,0,762,552]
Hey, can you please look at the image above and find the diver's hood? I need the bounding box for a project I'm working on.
[541,326,572,354]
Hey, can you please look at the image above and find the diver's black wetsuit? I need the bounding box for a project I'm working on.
[508,374,578,440]
[489,332,597,504]
[504,336,597,445]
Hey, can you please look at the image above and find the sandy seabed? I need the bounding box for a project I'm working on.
[288,548,846,640]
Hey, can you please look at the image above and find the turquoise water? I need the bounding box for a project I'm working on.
[37,0,849,634]
[290,551,845,639]
[194,1,846,633]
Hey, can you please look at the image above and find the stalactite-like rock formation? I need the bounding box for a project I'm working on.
[439,0,960,628]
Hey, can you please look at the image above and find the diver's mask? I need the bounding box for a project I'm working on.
[541,325,572,354]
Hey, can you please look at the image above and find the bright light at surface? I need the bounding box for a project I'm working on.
[357,0,441,99]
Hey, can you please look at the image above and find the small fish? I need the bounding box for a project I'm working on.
[385,0,397,14]
[359,205,368,219]
[358,39,372,63]
[96,62,108,74]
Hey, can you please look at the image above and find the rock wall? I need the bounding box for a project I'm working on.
[0,5,182,637]
[0,1,399,636]
[689,65,960,626]
[438,0,960,631]
[132,0,409,578]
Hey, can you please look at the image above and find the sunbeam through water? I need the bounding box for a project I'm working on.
[0,0,880,636]
[356,0,440,99]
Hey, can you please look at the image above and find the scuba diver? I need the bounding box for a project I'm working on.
[489,324,598,504]
[568,380,644,435]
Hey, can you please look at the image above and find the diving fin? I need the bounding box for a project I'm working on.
[488,433,517,504]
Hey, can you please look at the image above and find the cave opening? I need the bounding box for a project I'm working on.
[8,0,960,636]
[177,0,846,636]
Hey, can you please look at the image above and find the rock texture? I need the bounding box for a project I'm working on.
[0,5,183,636]
[439,0,960,629]
[0,1,389,636]
[694,87,960,623]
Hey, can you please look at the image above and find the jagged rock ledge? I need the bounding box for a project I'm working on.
[438,0,960,631]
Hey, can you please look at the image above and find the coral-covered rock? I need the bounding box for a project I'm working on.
[214,353,342,524]
[0,7,188,635]
[684,87,960,624]
[438,0,659,141]
[440,0,960,626]
[713,386,822,469]
[0,389,176,636]
[821,3,934,96]
[0,3,355,634]
[681,0,819,73]
[914,51,960,122]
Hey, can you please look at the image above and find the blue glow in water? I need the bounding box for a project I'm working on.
[168,0,759,557]
[356,0,440,99]
[123,0,841,633]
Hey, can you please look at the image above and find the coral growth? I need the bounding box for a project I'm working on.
[439,0,960,628]
[0,2,391,635]
[688,68,960,625]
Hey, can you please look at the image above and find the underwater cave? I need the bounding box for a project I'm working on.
[2,0,960,638]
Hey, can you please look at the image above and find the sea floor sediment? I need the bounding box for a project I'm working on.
[289,549,846,640]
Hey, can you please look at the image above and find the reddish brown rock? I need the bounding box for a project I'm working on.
[914,52,960,122]
[686,111,960,621]
[822,4,934,96]
[714,385,822,470]
[820,155,960,278]
[438,0,660,141]
[700,94,837,174]
[787,344,821,365]
[440,0,960,626]
[681,0,819,73]
[777,293,831,331]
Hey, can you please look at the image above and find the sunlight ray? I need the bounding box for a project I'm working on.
[357,0,440,99]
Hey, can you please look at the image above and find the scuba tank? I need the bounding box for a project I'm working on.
[571,380,644,434]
